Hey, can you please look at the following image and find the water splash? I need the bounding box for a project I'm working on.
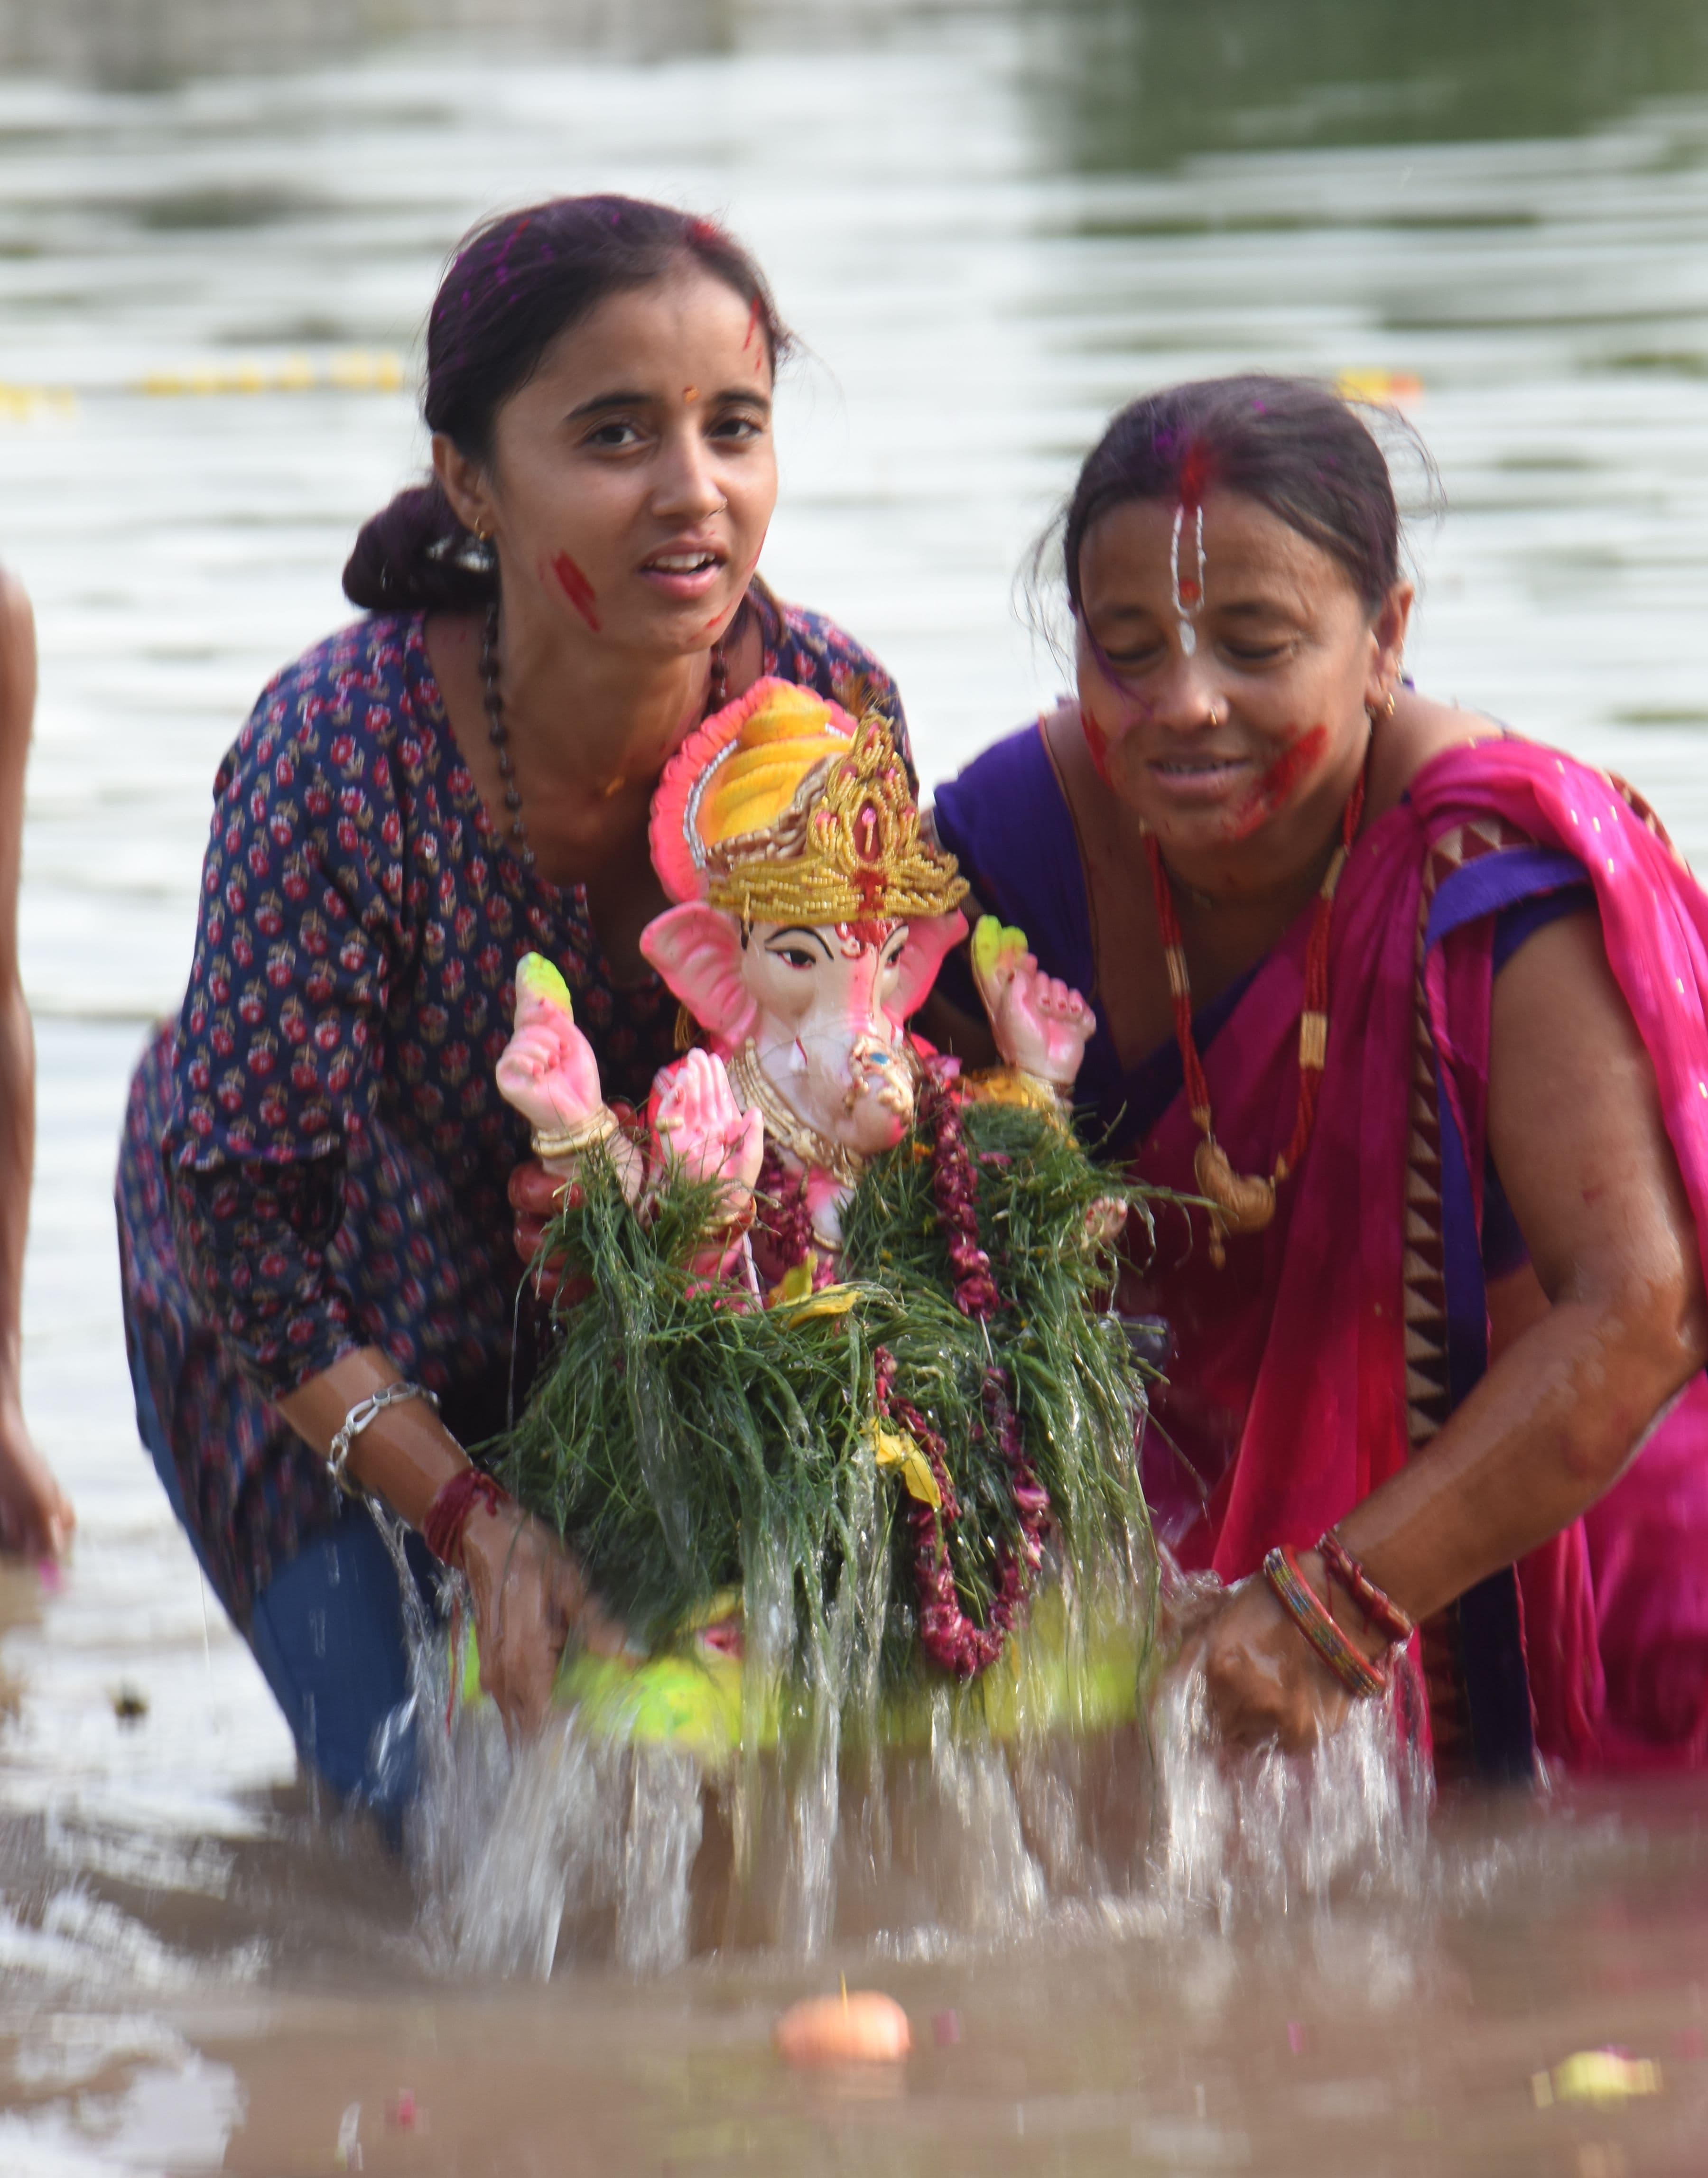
[1151,1656,1433,1931]
[378,1505,1431,1979]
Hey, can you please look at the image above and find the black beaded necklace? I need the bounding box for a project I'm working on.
[478,598,730,871]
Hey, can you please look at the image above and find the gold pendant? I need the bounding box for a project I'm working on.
[1193,1136,1276,1269]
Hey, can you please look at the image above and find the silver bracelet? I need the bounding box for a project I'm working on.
[326,1380,440,1497]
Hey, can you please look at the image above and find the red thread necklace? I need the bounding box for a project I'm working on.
[1142,763,1366,1268]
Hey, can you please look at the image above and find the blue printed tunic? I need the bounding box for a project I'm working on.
[116,593,909,1621]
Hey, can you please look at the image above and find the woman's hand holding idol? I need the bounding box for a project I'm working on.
[456,1496,625,1741]
[278,1348,624,1745]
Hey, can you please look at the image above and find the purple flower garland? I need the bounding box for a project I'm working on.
[874,1347,1049,1680]
[919,1063,1002,1319]
[750,1056,1052,1680]
[884,1059,1050,1679]
[753,1140,815,1282]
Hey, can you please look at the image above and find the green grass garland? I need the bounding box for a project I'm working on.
[496,1096,1162,1706]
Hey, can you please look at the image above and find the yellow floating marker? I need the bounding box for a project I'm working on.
[1336,369,1425,410]
[136,350,408,397]
[0,383,77,421]
[1532,2049,1662,2108]
[326,348,407,392]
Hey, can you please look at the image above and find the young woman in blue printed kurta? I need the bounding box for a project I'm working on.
[115,199,911,1811]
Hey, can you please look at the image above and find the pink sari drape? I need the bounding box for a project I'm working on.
[1125,737,1708,1773]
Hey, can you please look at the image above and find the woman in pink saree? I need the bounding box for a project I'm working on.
[930,376,1708,1781]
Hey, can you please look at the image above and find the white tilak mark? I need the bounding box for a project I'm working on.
[1170,498,1206,657]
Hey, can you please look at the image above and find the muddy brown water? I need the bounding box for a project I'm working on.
[3,3,1708,2170]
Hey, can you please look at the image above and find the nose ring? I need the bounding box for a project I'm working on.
[1206,702,1223,727]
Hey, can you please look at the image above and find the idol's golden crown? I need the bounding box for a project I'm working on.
[657,679,967,926]
[710,717,965,924]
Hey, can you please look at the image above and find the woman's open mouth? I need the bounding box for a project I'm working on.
[639,546,726,600]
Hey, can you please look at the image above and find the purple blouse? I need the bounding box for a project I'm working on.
[116,595,909,1620]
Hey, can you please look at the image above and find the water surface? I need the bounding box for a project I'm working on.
[3,3,1708,2169]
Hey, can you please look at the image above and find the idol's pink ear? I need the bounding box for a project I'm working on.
[639,904,760,1048]
[889,909,969,1023]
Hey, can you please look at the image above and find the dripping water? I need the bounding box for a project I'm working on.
[371,1511,1430,1980]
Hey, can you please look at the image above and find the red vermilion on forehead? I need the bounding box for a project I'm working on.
[552,553,601,631]
[1229,724,1329,840]
[845,916,901,952]
[1176,441,1214,513]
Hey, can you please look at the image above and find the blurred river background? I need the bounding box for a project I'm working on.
[3,0,1708,2170]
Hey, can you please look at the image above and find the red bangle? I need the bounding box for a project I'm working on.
[1262,1545,1389,1700]
[1318,1530,1415,1645]
[422,1468,511,1568]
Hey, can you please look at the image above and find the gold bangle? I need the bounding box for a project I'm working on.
[530,1105,619,1160]
[962,1065,1070,1125]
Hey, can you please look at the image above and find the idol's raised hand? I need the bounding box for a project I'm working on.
[972,916,1096,1092]
[498,952,645,1207]
[495,953,605,1140]
[650,1046,764,1204]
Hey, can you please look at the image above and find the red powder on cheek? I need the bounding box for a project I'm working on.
[552,553,601,631]
[1080,706,1115,788]
[1229,724,1329,839]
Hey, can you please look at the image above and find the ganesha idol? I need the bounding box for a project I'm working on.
[496,677,1100,1290]
[482,679,1153,1761]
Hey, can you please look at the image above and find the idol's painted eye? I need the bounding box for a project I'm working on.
[764,926,831,972]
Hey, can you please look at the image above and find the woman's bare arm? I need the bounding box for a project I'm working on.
[278,1346,622,1740]
[1340,910,1706,1602]
[0,574,72,1558]
[1197,909,1708,1746]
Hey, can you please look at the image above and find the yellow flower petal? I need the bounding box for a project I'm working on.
[873,1426,941,1507]
[771,1259,816,1307]
[782,1284,860,1325]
